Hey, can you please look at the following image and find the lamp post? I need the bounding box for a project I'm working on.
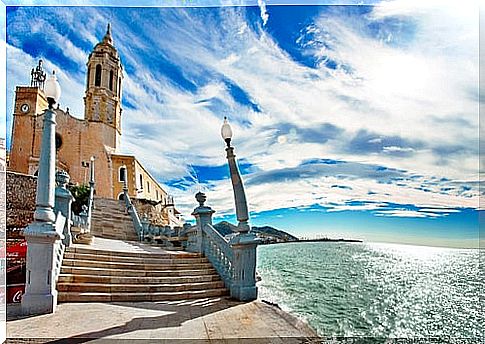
[22,70,62,315]
[122,164,128,191]
[221,117,250,232]
[87,156,95,232]
[33,71,61,223]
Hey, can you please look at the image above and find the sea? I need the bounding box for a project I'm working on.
[256,242,484,339]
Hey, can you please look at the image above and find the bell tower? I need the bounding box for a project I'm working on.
[84,24,123,146]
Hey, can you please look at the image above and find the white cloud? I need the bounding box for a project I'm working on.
[257,0,270,26]
[4,4,479,220]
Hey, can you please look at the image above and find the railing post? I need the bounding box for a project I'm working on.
[229,232,259,301]
[190,192,214,254]
[141,214,150,241]
[87,156,95,233]
[54,170,74,247]
[22,104,63,316]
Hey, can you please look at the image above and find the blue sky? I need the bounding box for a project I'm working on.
[2,1,482,248]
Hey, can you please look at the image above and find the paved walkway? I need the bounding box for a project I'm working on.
[7,297,317,342]
[73,236,189,255]
[7,238,319,342]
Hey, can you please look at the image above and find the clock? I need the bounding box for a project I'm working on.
[20,103,30,113]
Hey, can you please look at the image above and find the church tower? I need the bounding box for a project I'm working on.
[84,24,123,150]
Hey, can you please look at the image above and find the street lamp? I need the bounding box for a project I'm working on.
[121,164,128,191]
[221,117,250,233]
[22,70,63,315]
[44,71,61,109]
[33,70,61,223]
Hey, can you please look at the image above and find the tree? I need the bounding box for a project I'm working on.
[69,184,90,215]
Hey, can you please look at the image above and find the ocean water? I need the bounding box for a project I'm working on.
[256,242,484,338]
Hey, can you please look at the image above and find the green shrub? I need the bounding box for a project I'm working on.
[69,184,91,215]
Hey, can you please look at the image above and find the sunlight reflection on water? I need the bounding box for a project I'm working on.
[256,242,483,338]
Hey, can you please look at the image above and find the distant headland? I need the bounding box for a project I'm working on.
[212,221,362,245]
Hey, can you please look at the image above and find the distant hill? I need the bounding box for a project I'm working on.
[212,221,299,243]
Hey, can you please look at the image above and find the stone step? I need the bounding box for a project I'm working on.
[63,252,209,265]
[92,217,128,222]
[92,206,125,211]
[92,214,131,220]
[57,281,225,293]
[88,233,138,241]
[58,288,229,302]
[61,259,214,271]
[65,246,201,259]
[58,274,220,285]
[60,266,217,277]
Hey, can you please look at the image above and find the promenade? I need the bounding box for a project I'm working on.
[7,238,318,342]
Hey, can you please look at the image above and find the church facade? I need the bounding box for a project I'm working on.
[8,25,182,226]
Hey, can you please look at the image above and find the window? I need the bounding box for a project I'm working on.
[55,133,63,151]
[87,68,91,87]
[147,181,150,193]
[119,166,126,182]
[95,64,102,87]
[139,174,143,189]
[156,190,159,200]
[109,70,114,91]
[118,77,122,97]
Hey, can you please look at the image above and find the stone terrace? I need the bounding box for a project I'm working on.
[7,237,318,342]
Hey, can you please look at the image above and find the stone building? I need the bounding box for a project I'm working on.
[8,24,183,227]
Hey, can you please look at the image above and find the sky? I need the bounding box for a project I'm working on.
[2,0,482,248]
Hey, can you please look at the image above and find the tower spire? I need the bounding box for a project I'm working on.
[103,23,113,45]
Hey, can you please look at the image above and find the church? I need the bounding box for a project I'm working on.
[8,24,183,227]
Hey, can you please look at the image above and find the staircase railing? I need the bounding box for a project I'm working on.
[123,188,143,240]
[188,193,260,301]
[202,224,234,287]
[53,212,66,282]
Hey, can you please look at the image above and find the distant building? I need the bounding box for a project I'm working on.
[8,24,182,227]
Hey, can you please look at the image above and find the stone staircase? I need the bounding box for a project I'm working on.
[91,197,138,241]
[57,245,229,302]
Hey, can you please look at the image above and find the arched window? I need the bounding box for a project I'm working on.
[119,166,126,182]
[109,70,114,91]
[95,64,102,87]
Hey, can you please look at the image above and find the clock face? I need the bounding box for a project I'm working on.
[21,103,30,113]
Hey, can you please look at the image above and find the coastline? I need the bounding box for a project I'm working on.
[261,238,363,245]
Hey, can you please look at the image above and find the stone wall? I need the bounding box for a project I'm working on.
[6,171,37,230]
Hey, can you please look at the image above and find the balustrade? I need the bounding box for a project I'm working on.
[189,192,259,301]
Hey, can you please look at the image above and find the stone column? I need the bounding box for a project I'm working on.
[54,170,74,247]
[22,106,63,315]
[225,146,250,232]
[190,192,214,253]
[229,233,260,301]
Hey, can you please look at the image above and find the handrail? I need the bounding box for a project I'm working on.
[202,224,234,288]
[123,188,143,240]
[53,213,66,282]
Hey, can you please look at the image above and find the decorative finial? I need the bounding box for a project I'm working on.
[195,192,207,207]
[55,170,70,188]
[103,23,113,44]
